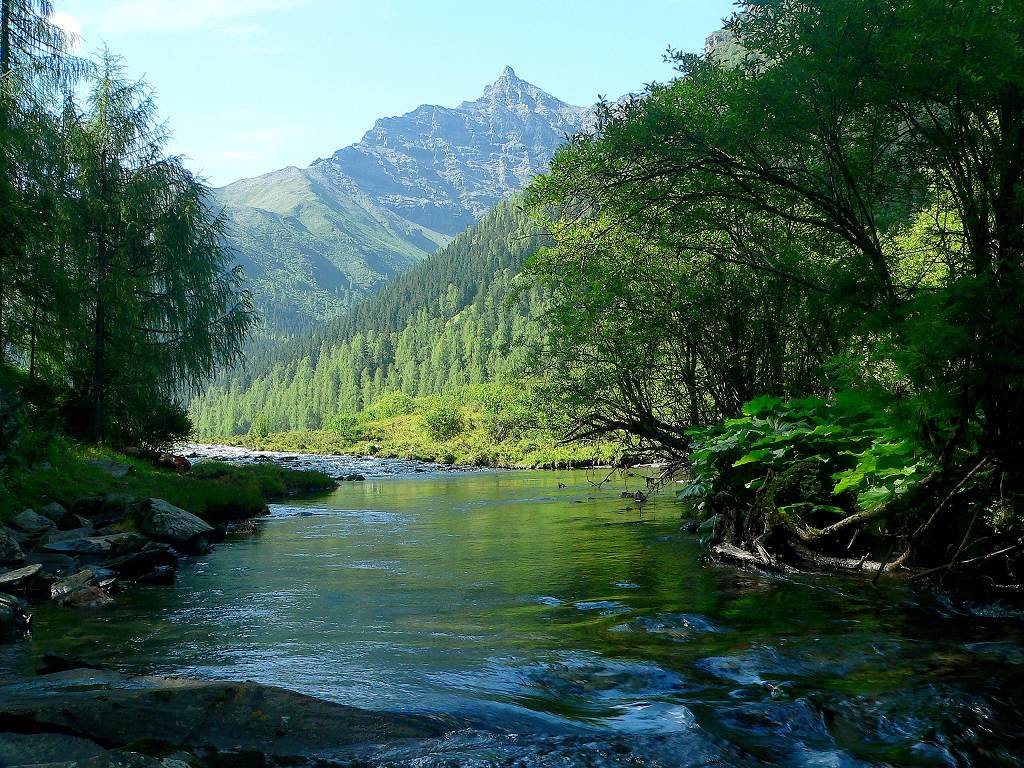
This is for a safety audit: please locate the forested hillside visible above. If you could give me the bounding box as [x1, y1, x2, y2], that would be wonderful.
[190, 202, 545, 437]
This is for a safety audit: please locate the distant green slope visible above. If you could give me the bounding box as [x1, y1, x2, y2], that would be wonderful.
[217, 166, 449, 329]
[191, 201, 545, 437]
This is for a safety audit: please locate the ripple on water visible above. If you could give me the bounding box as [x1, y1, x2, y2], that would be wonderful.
[574, 600, 631, 616]
[614, 612, 727, 642]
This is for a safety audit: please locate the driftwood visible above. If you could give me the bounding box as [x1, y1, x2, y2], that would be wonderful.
[711, 543, 800, 574]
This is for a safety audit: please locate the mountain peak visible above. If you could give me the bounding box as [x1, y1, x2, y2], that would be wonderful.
[497, 65, 518, 81]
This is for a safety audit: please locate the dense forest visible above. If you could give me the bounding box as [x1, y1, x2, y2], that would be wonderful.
[0, 3, 252, 463]
[189, 202, 546, 437]
[525, 0, 1024, 586]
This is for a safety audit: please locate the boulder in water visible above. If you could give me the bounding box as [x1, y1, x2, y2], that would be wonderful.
[0, 669, 453, 758]
[133, 499, 214, 553]
[101, 542, 178, 581]
[51, 569, 97, 601]
[58, 584, 114, 609]
[0, 592, 31, 640]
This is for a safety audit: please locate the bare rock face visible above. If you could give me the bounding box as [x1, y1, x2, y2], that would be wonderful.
[133, 499, 214, 553]
[217, 67, 593, 325]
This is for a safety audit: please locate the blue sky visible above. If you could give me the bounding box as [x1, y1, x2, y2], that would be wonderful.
[50, 1, 737, 186]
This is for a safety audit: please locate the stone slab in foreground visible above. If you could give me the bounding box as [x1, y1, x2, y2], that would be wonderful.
[0, 668, 454, 761]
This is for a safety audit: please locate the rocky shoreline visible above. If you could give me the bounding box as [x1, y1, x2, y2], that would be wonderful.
[0, 492, 239, 643]
[0, 455, 474, 766]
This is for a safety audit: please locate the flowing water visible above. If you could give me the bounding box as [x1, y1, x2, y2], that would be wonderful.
[6, 454, 1024, 766]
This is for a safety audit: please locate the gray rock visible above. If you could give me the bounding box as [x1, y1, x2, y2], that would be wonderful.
[72, 494, 135, 528]
[41, 536, 109, 557]
[0, 563, 43, 589]
[24, 552, 79, 579]
[39, 500, 69, 520]
[101, 543, 178, 580]
[134, 499, 213, 552]
[88, 458, 134, 478]
[0, 592, 31, 640]
[57, 583, 113, 609]
[43, 526, 98, 544]
[0, 562, 54, 600]
[51, 569, 97, 601]
[0, 526, 24, 563]
[0, 731, 105, 765]
[0, 669, 453, 758]
[39, 501, 93, 531]
[9, 508, 56, 538]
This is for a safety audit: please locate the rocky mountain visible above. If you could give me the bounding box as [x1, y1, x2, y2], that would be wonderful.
[218, 67, 591, 330]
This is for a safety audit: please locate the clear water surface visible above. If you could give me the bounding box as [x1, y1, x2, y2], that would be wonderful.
[6, 454, 1023, 766]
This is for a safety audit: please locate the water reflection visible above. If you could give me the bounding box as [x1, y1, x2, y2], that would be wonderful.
[11, 469, 1024, 766]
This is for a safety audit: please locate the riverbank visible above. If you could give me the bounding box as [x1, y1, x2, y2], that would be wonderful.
[211, 411, 624, 469]
[0, 439, 338, 643]
[0, 438, 336, 524]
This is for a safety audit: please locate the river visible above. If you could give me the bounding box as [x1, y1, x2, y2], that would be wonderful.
[6, 451, 1024, 766]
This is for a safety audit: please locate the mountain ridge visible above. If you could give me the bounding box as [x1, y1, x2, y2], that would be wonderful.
[217, 67, 591, 330]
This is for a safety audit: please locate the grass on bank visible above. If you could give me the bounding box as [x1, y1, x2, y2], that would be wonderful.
[206, 386, 623, 469]
[0, 436, 335, 524]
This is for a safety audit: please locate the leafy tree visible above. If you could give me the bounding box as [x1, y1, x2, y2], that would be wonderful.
[61, 53, 254, 444]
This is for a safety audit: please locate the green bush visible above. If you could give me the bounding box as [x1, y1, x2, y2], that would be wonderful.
[678, 393, 937, 532]
[365, 392, 414, 420]
[248, 412, 270, 441]
[475, 383, 537, 442]
[421, 402, 465, 442]
[323, 412, 365, 440]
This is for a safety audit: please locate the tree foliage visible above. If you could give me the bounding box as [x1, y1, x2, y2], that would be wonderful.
[0, 11, 254, 449]
[525, 0, 1024, 579]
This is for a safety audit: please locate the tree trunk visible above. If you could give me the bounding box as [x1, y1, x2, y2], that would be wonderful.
[0, 0, 12, 358]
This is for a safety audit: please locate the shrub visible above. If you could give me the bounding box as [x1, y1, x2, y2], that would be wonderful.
[475, 383, 537, 442]
[248, 412, 270, 441]
[323, 412, 365, 440]
[678, 393, 937, 535]
[365, 392, 414, 421]
[421, 402, 465, 441]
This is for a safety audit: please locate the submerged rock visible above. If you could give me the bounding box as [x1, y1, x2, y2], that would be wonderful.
[133, 499, 214, 553]
[0, 669, 454, 758]
[0, 592, 31, 640]
[58, 584, 114, 609]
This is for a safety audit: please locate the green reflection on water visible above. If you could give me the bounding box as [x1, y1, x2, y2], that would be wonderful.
[10, 469, 1024, 762]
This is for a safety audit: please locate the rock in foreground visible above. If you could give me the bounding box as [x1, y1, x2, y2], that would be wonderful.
[0, 668, 454, 762]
